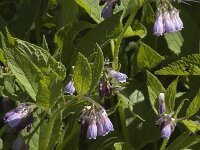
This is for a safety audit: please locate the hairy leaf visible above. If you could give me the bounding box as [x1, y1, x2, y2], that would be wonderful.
[181, 119, 200, 133]
[147, 71, 166, 115]
[165, 77, 179, 113]
[74, 53, 92, 95]
[186, 90, 200, 118]
[89, 44, 104, 94]
[137, 42, 164, 71]
[155, 54, 200, 75]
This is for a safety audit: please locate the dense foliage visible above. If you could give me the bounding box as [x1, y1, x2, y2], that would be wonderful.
[0, 0, 200, 150]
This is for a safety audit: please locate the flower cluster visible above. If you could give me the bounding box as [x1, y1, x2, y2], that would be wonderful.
[156, 93, 176, 139]
[4, 102, 36, 132]
[153, 3, 183, 36]
[80, 105, 114, 139]
[98, 67, 127, 97]
[99, 0, 117, 19]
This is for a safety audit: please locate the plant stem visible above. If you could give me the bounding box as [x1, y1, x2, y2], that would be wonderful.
[113, 9, 138, 70]
[160, 138, 168, 150]
[117, 94, 129, 143]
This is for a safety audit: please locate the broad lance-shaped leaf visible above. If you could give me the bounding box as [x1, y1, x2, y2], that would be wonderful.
[74, 53, 92, 96]
[77, 11, 123, 58]
[4, 45, 41, 100]
[165, 77, 178, 113]
[137, 42, 164, 71]
[186, 90, 200, 118]
[55, 21, 94, 69]
[147, 71, 166, 115]
[155, 54, 200, 75]
[181, 119, 200, 133]
[164, 32, 183, 55]
[36, 73, 62, 112]
[89, 44, 104, 94]
[166, 133, 200, 150]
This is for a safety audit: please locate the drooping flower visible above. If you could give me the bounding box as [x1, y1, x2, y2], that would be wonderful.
[12, 135, 28, 150]
[101, 0, 117, 19]
[159, 93, 166, 114]
[163, 11, 176, 33]
[4, 103, 35, 132]
[170, 9, 183, 31]
[65, 81, 75, 95]
[109, 70, 127, 83]
[97, 109, 114, 136]
[87, 119, 98, 139]
[153, 10, 165, 37]
[161, 123, 171, 139]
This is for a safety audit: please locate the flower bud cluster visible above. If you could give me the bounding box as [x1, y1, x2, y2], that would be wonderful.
[80, 105, 114, 139]
[156, 93, 176, 139]
[153, 3, 183, 37]
[98, 67, 127, 97]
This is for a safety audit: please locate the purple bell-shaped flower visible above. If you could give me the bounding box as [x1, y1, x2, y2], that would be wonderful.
[4, 103, 35, 132]
[101, 0, 117, 19]
[65, 81, 75, 95]
[109, 70, 127, 83]
[87, 118, 98, 139]
[153, 10, 165, 37]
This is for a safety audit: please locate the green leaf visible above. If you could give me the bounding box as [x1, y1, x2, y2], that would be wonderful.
[155, 54, 200, 75]
[113, 142, 135, 150]
[129, 90, 145, 105]
[166, 133, 200, 150]
[55, 21, 94, 69]
[137, 42, 164, 71]
[0, 48, 6, 64]
[77, 11, 123, 57]
[147, 71, 166, 115]
[165, 77, 179, 113]
[75, 0, 103, 23]
[164, 32, 184, 55]
[74, 53, 92, 95]
[186, 90, 200, 118]
[124, 20, 147, 38]
[54, 0, 79, 29]
[10, 0, 42, 38]
[89, 44, 104, 94]
[4, 45, 41, 100]
[36, 73, 62, 112]
[181, 119, 200, 133]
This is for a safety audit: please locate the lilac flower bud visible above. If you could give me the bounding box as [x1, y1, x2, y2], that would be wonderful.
[99, 81, 104, 97]
[101, 0, 116, 19]
[87, 119, 98, 139]
[65, 81, 75, 95]
[163, 12, 176, 33]
[161, 123, 171, 139]
[153, 11, 165, 37]
[4, 103, 35, 132]
[109, 70, 127, 83]
[105, 81, 111, 96]
[97, 109, 114, 136]
[12, 135, 28, 150]
[159, 93, 166, 114]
